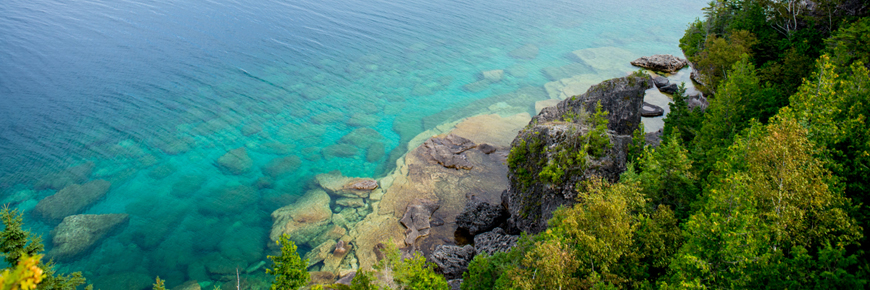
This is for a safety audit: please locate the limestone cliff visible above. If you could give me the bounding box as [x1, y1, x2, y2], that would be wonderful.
[502, 73, 651, 234]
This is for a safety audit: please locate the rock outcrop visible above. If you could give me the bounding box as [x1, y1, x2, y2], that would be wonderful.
[270, 189, 333, 247]
[400, 199, 440, 249]
[455, 197, 507, 236]
[473, 228, 519, 255]
[429, 245, 475, 280]
[49, 214, 130, 261]
[419, 134, 477, 170]
[641, 102, 665, 117]
[631, 55, 688, 73]
[502, 74, 651, 234]
[34, 180, 111, 223]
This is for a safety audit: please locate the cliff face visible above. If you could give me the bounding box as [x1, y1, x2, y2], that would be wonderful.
[502, 74, 651, 234]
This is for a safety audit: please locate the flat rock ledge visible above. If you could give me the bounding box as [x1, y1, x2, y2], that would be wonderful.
[631, 54, 688, 73]
[420, 134, 477, 170]
[641, 102, 665, 117]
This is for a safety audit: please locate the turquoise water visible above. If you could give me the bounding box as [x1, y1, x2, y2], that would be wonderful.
[0, 0, 704, 287]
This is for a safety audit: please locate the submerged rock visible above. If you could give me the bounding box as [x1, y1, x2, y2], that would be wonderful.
[400, 199, 440, 248]
[305, 240, 337, 267]
[216, 148, 253, 175]
[262, 156, 302, 178]
[316, 171, 378, 198]
[502, 74, 651, 234]
[455, 197, 507, 236]
[34, 180, 111, 223]
[429, 245, 475, 280]
[419, 134, 477, 170]
[198, 185, 258, 216]
[34, 162, 94, 190]
[49, 214, 130, 261]
[631, 54, 688, 73]
[509, 43, 539, 60]
[270, 189, 333, 246]
[481, 70, 504, 83]
[336, 198, 366, 208]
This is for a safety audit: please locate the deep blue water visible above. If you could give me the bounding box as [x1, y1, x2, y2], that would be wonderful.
[0, 0, 704, 288]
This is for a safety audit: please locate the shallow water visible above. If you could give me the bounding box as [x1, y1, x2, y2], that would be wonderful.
[0, 0, 704, 287]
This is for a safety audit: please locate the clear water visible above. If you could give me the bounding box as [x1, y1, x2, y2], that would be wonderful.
[0, 0, 704, 287]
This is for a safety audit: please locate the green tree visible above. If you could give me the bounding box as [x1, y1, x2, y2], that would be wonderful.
[0, 207, 87, 290]
[826, 17, 870, 70]
[662, 84, 704, 145]
[625, 134, 698, 219]
[693, 30, 757, 93]
[267, 234, 309, 290]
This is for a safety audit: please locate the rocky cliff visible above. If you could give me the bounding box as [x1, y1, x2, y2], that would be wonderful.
[502, 73, 651, 234]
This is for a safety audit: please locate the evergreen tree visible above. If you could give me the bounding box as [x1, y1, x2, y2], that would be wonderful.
[267, 234, 309, 290]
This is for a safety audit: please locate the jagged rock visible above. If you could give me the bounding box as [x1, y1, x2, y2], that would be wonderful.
[420, 134, 476, 170]
[481, 70, 504, 83]
[645, 129, 663, 148]
[503, 74, 651, 233]
[270, 189, 333, 246]
[34, 162, 94, 190]
[336, 198, 366, 208]
[323, 240, 351, 273]
[477, 143, 496, 154]
[653, 75, 670, 88]
[659, 83, 678, 94]
[690, 67, 706, 86]
[316, 171, 378, 198]
[305, 240, 337, 267]
[216, 148, 252, 175]
[429, 245, 475, 280]
[641, 102, 665, 117]
[631, 54, 688, 73]
[448, 279, 462, 290]
[474, 228, 519, 255]
[262, 156, 301, 178]
[687, 92, 709, 111]
[509, 44, 539, 60]
[456, 197, 507, 236]
[400, 199, 440, 247]
[34, 180, 111, 223]
[49, 214, 130, 262]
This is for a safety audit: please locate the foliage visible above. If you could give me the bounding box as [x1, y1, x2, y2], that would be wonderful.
[627, 122, 646, 166]
[391, 252, 449, 290]
[539, 102, 611, 184]
[0, 207, 87, 290]
[0, 254, 43, 290]
[624, 134, 698, 219]
[826, 17, 870, 70]
[693, 30, 757, 93]
[267, 234, 309, 290]
[661, 83, 703, 145]
[151, 277, 166, 290]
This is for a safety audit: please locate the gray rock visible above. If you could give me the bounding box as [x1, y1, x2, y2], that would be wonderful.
[400, 199, 440, 247]
[262, 156, 301, 178]
[429, 245, 475, 280]
[456, 197, 506, 236]
[34, 180, 112, 223]
[336, 272, 356, 286]
[49, 213, 130, 262]
[645, 129, 663, 148]
[687, 92, 709, 111]
[448, 279, 463, 290]
[477, 143, 496, 154]
[420, 134, 477, 170]
[641, 102, 665, 117]
[659, 83, 678, 94]
[653, 76, 670, 88]
[34, 162, 94, 190]
[503, 74, 651, 234]
[631, 54, 688, 73]
[474, 228, 519, 256]
[216, 148, 252, 175]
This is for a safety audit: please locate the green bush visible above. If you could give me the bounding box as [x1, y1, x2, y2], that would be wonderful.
[267, 234, 309, 290]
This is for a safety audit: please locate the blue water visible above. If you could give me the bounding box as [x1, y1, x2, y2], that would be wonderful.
[1, 0, 704, 288]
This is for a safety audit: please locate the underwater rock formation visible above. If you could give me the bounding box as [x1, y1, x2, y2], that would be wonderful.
[34, 162, 94, 190]
[216, 147, 253, 175]
[34, 179, 111, 223]
[49, 213, 130, 262]
[316, 171, 378, 198]
[502, 74, 651, 234]
[509, 43, 539, 60]
[269, 189, 333, 247]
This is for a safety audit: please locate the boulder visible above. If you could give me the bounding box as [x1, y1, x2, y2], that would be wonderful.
[477, 143, 496, 154]
[481, 70, 504, 83]
[455, 197, 507, 236]
[270, 189, 333, 246]
[503, 74, 651, 233]
[645, 129, 663, 148]
[34, 180, 111, 223]
[400, 199, 440, 247]
[687, 92, 709, 111]
[640, 102, 665, 117]
[305, 240, 337, 267]
[653, 75, 670, 88]
[262, 156, 302, 178]
[509, 44, 539, 60]
[630, 54, 688, 73]
[659, 83, 678, 94]
[429, 245, 475, 280]
[316, 171, 378, 198]
[419, 134, 477, 170]
[34, 162, 94, 190]
[216, 148, 252, 175]
[473, 228, 519, 255]
[335, 272, 356, 286]
[690, 67, 707, 86]
[448, 279, 463, 290]
[49, 214, 130, 261]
